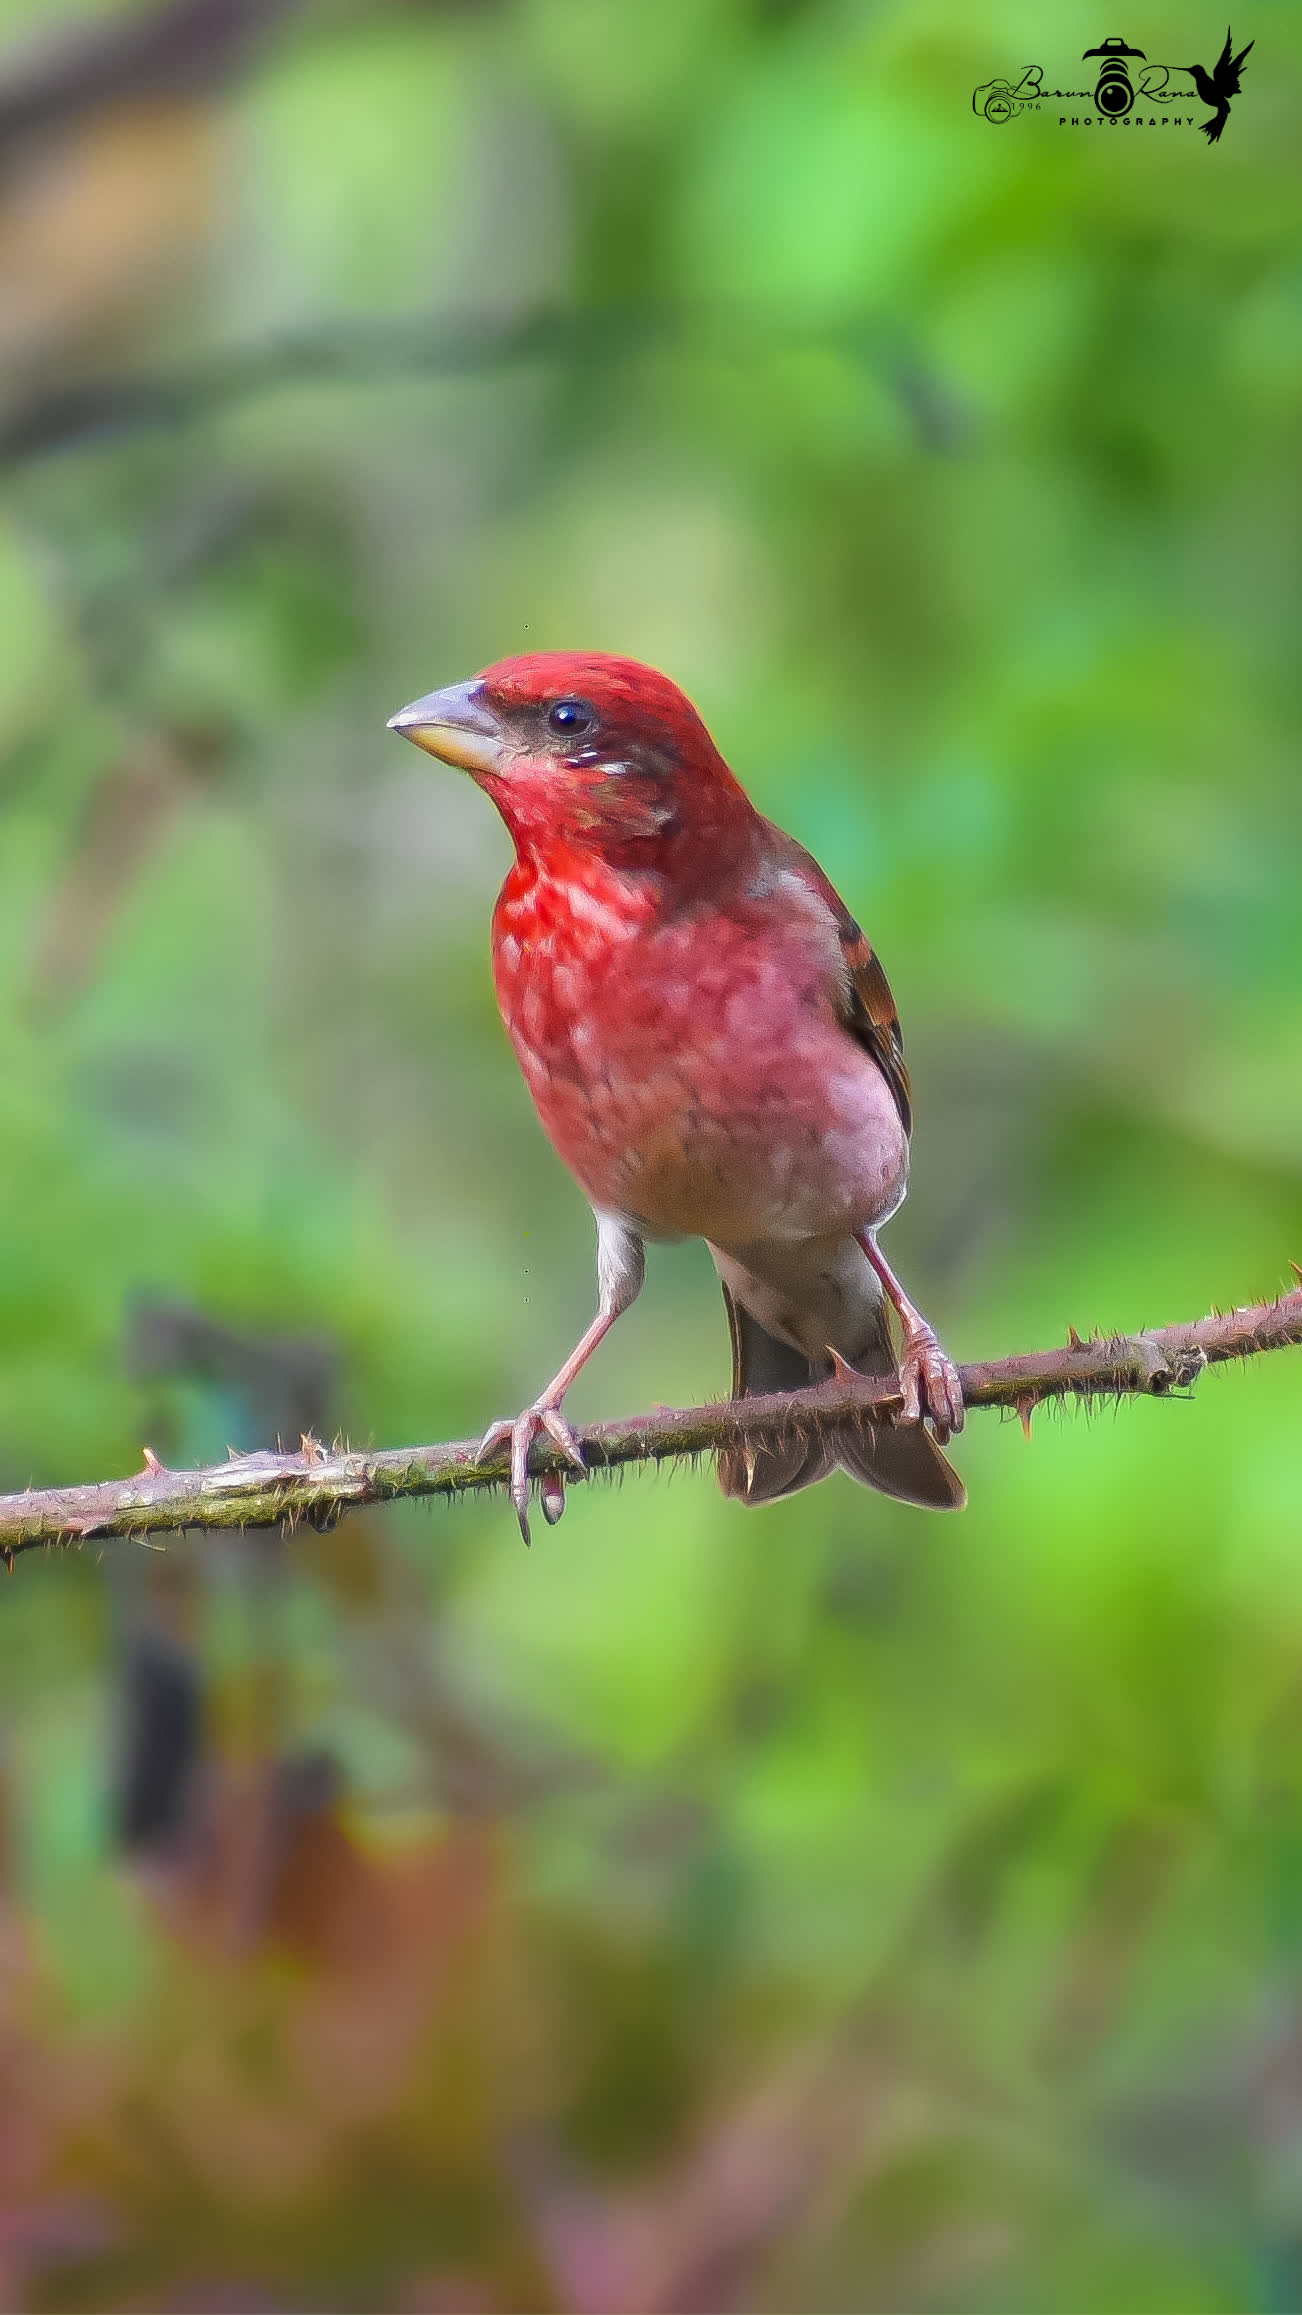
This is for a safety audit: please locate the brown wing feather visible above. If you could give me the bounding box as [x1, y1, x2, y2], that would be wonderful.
[836, 920, 912, 1137]
[753, 824, 913, 1138]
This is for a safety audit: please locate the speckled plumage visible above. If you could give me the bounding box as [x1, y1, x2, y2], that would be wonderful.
[493, 842, 910, 1254]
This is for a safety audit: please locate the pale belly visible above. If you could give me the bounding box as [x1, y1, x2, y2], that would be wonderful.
[711, 1233, 892, 1367]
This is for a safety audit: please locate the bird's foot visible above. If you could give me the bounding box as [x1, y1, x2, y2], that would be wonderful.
[476, 1403, 587, 1546]
[824, 1341, 961, 1441]
[896, 1324, 965, 1444]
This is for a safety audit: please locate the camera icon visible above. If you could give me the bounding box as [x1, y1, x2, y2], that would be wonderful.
[1082, 35, 1146, 118]
[972, 67, 1041, 122]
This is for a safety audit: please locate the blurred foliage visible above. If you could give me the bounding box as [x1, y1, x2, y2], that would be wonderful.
[1, 0, 1301, 2306]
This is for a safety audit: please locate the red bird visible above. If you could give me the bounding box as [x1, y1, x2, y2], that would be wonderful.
[390, 653, 964, 1541]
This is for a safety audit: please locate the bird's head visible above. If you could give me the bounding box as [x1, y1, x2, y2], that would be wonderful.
[388, 651, 754, 871]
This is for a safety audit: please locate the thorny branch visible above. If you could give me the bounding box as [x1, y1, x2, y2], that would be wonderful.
[2, 1281, 1299, 1562]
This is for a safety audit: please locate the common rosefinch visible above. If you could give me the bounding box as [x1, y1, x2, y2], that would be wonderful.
[390, 653, 964, 1541]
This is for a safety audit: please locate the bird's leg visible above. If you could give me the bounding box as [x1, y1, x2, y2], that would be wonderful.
[480, 1308, 619, 1539]
[479, 1214, 645, 1544]
[855, 1231, 965, 1444]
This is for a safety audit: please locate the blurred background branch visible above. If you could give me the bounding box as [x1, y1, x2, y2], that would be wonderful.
[0, 306, 967, 466]
[5, 1281, 1299, 1559]
[0, 0, 300, 144]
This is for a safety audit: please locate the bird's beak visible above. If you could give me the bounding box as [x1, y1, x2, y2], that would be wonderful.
[387, 679, 504, 776]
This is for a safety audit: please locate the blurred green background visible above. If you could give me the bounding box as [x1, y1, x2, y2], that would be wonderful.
[1, 0, 1300, 2306]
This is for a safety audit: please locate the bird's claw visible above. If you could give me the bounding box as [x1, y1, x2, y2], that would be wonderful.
[897, 1325, 965, 1444]
[539, 1473, 568, 1527]
[476, 1404, 587, 1546]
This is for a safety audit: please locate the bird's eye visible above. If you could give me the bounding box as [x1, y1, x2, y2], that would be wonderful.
[547, 697, 598, 740]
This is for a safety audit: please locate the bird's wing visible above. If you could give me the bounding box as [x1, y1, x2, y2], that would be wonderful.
[837, 916, 913, 1138]
[774, 835, 913, 1138]
[1213, 26, 1252, 92]
[1225, 34, 1253, 90]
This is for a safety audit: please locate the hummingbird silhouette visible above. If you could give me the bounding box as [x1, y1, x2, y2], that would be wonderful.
[1186, 26, 1254, 143]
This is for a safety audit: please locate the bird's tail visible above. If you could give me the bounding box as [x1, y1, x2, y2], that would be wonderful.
[716, 1286, 965, 1511]
[1200, 106, 1228, 141]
